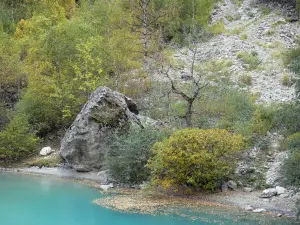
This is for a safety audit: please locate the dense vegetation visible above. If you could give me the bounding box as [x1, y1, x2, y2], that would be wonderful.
[147, 128, 244, 192]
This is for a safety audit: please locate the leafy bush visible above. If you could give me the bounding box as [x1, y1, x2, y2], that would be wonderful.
[0, 114, 39, 161]
[209, 20, 226, 35]
[285, 132, 300, 150]
[147, 128, 244, 191]
[251, 105, 276, 135]
[275, 103, 300, 135]
[280, 150, 300, 187]
[106, 128, 169, 185]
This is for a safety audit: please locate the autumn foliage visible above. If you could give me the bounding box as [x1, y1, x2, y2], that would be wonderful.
[147, 128, 244, 191]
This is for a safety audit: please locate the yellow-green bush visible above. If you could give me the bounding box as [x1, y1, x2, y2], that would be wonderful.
[0, 114, 39, 161]
[147, 128, 244, 192]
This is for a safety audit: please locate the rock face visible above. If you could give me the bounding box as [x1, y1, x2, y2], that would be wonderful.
[60, 87, 145, 172]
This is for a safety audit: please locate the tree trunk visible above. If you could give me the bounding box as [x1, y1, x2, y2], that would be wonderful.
[186, 99, 193, 127]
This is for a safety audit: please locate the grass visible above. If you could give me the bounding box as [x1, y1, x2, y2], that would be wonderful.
[202, 59, 233, 73]
[281, 74, 293, 87]
[25, 154, 64, 168]
[209, 20, 226, 35]
[240, 74, 252, 86]
[225, 14, 241, 22]
[260, 6, 271, 16]
[271, 20, 286, 28]
[264, 29, 275, 36]
[232, 0, 242, 7]
[240, 33, 248, 40]
[237, 51, 261, 71]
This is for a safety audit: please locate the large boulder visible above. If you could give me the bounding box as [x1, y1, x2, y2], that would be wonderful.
[60, 87, 147, 172]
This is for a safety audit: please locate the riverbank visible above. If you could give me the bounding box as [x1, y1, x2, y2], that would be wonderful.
[1, 166, 298, 220]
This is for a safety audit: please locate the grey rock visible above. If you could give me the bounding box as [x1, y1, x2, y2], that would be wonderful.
[260, 188, 277, 198]
[227, 180, 238, 190]
[60, 87, 146, 172]
[244, 187, 253, 192]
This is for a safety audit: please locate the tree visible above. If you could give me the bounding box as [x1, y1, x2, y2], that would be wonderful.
[147, 128, 244, 191]
[160, 42, 208, 127]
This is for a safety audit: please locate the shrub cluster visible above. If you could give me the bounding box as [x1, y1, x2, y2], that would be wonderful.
[147, 128, 244, 191]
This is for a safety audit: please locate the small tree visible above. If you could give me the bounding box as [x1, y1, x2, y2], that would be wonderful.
[147, 128, 244, 191]
[160, 43, 208, 127]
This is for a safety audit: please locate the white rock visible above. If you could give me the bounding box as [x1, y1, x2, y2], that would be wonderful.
[100, 183, 114, 191]
[263, 188, 277, 195]
[275, 186, 286, 195]
[39, 147, 54, 156]
[245, 205, 253, 211]
[253, 208, 266, 213]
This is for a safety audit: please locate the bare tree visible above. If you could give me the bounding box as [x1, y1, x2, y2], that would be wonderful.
[160, 44, 208, 127]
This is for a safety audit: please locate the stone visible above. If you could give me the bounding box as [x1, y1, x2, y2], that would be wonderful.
[60, 87, 157, 172]
[260, 188, 278, 198]
[245, 205, 253, 211]
[100, 183, 114, 191]
[253, 208, 266, 213]
[222, 183, 229, 192]
[280, 193, 290, 198]
[227, 180, 237, 190]
[275, 186, 286, 195]
[39, 147, 54, 156]
[243, 187, 253, 192]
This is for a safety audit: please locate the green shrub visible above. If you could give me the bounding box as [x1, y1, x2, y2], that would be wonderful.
[275, 103, 300, 135]
[218, 90, 255, 137]
[0, 114, 39, 161]
[106, 128, 169, 185]
[286, 132, 300, 150]
[209, 20, 226, 35]
[147, 128, 244, 191]
[252, 105, 276, 135]
[240, 74, 252, 85]
[280, 150, 300, 187]
[237, 51, 261, 70]
[281, 74, 293, 86]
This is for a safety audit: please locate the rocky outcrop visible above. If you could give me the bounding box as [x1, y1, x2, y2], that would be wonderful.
[60, 87, 149, 172]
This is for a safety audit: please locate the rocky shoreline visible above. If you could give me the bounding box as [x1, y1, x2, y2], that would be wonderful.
[0, 166, 298, 220]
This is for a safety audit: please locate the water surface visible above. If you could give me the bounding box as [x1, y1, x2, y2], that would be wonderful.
[0, 173, 296, 225]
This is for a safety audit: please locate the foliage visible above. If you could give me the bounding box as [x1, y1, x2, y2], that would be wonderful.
[147, 128, 244, 191]
[251, 105, 276, 135]
[26, 155, 63, 168]
[237, 51, 261, 71]
[286, 132, 300, 150]
[209, 20, 226, 35]
[275, 103, 300, 135]
[0, 114, 39, 161]
[106, 128, 169, 185]
[280, 149, 300, 187]
[240, 74, 252, 85]
[281, 74, 293, 87]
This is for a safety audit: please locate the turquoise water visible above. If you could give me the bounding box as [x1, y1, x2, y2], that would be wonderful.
[0, 173, 297, 225]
